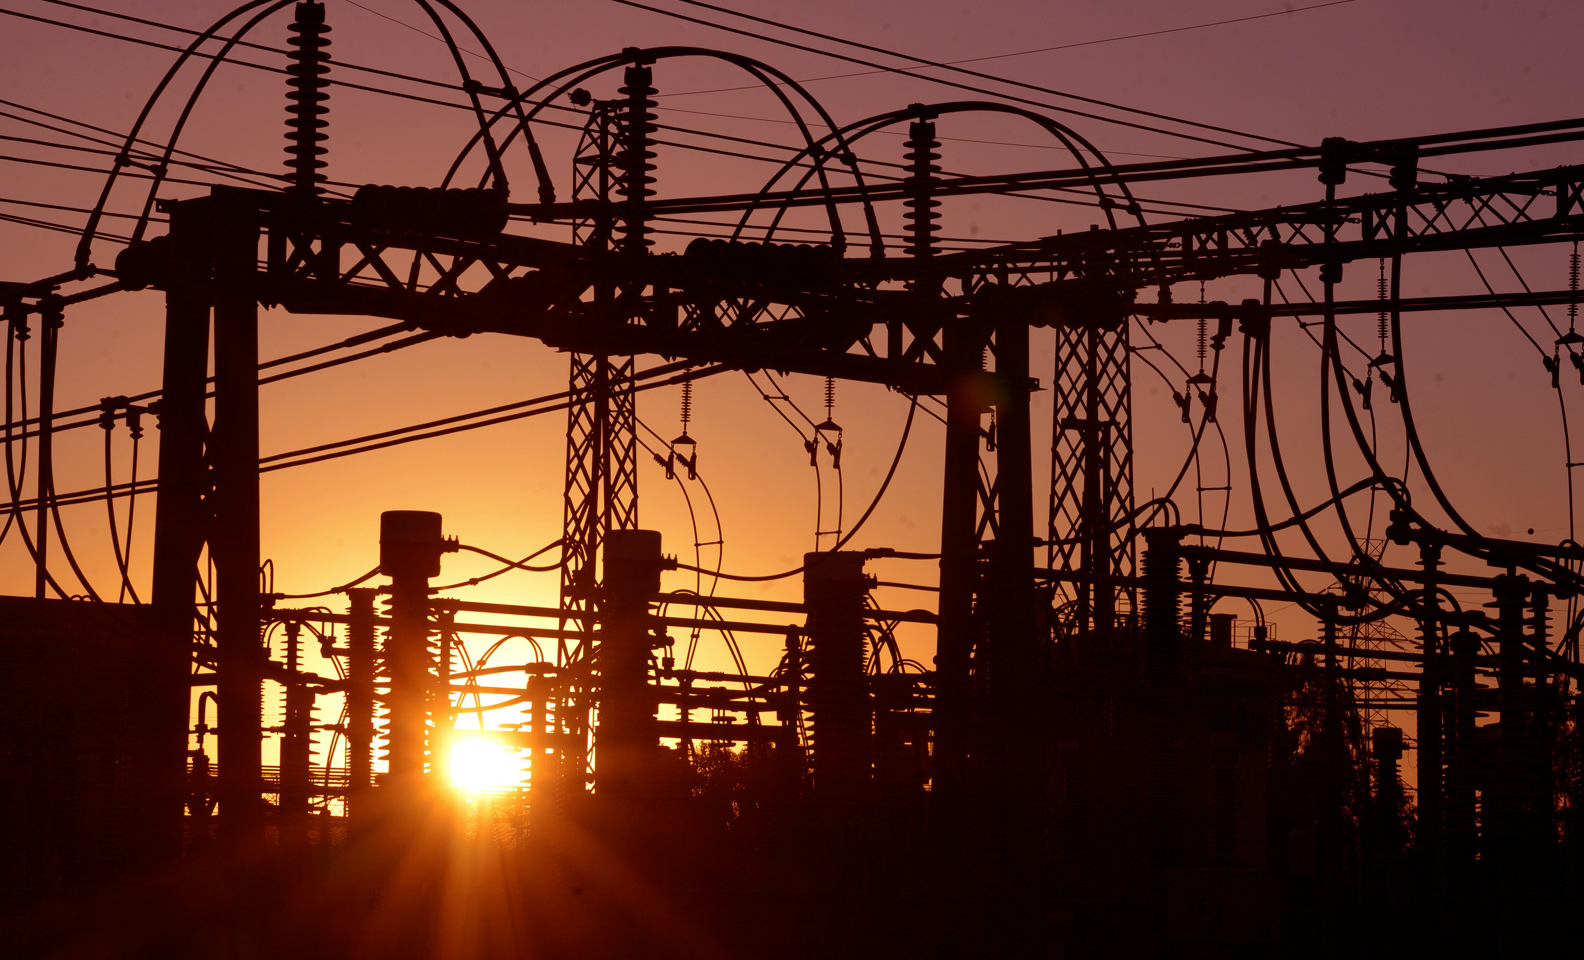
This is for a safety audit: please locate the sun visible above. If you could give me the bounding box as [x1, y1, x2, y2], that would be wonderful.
[448, 737, 523, 794]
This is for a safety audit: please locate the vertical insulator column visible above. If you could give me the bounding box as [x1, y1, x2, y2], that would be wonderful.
[380, 511, 447, 791]
[346, 587, 375, 825]
[778, 628, 805, 791]
[597, 529, 664, 797]
[1417, 540, 1444, 902]
[1528, 584, 1556, 862]
[902, 109, 941, 259]
[1491, 571, 1530, 920]
[802, 552, 871, 802]
[615, 58, 657, 256]
[1444, 628, 1480, 894]
[1370, 726, 1408, 856]
[284, 1, 331, 196]
[435, 606, 456, 787]
[280, 621, 315, 845]
[1315, 605, 1349, 894]
[1140, 528, 1183, 693]
[1141, 527, 1183, 870]
[1186, 553, 1210, 644]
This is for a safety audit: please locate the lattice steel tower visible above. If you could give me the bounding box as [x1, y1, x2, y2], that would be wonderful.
[560, 96, 640, 640]
[1048, 316, 1135, 635]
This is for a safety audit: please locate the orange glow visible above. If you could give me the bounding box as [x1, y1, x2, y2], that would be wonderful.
[447, 737, 522, 794]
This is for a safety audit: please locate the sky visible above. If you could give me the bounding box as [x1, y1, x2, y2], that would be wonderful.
[1, 0, 1581, 774]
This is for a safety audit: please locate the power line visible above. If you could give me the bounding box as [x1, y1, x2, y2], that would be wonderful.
[655, 100, 1194, 161]
[658, 0, 1356, 114]
[14, 2, 864, 174]
[0, 98, 297, 186]
[0, 126, 291, 193]
[11, 0, 1281, 229]
[607, 0, 1290, 152]
[0, 151, 263, 202]
[0, 193, 148, 223]
[0, 208, 128, 241]
[19, 362, 726, 510]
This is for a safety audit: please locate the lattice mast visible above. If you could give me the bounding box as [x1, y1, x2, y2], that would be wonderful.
[560, 80, 643, 643]
[1048, 298, 1135, 634]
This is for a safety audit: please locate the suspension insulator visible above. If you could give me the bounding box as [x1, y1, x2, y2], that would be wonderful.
[1377, 260, 1390, 344]
[615, 61, 658, 255]
[903, 113, 942, 259]
[285, 1, 332, 196]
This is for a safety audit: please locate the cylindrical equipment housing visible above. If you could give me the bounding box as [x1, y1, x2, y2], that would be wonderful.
[802, 551, 872, 801]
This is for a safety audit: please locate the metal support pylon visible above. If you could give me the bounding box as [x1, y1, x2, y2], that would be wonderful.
[561, 99, 640, 632]
[1048, 319, 1134, 635]
[558, 89, 644, 797]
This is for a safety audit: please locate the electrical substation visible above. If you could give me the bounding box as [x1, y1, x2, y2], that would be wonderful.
[1, 1, 1582, 957]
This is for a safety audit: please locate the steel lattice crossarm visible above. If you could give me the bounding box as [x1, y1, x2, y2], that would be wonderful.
[113, 162, 1584, 399]
[953, 161, 1584, 290]
[114, 185, 1010, 396]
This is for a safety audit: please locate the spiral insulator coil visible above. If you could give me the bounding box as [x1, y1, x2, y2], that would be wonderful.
[285, 1, 331, 196]
[903, 118, 942, 259]
[616, 63, 658, 254]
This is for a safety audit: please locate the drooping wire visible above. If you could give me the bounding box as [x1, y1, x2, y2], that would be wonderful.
[673, 394, 919, 582]
[101, 404, 142, 604]
[0, 313, 69, 599]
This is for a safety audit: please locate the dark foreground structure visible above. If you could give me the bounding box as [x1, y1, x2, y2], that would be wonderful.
[3, 2, 1583, 956]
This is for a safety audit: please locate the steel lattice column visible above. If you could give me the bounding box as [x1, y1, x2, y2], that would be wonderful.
[561, 100, 640, 634]
[1048, 320, 1134, 634]
[559, 91, 642, 804]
